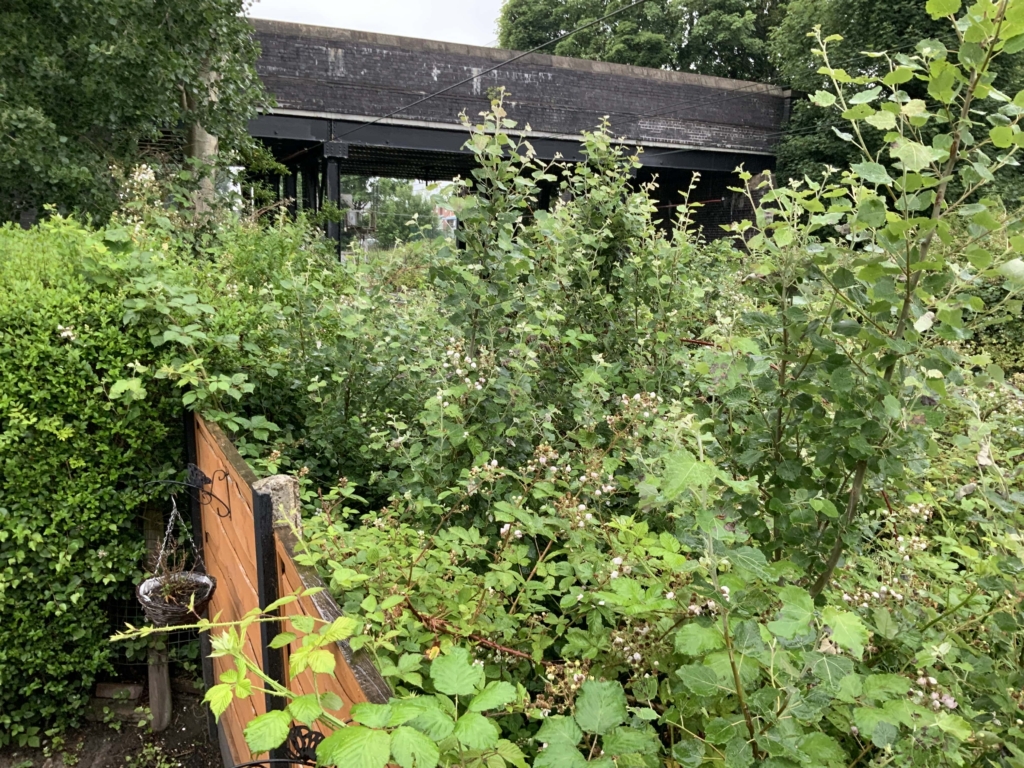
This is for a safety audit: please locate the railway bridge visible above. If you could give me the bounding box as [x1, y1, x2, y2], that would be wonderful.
[249, 19, 790, 237]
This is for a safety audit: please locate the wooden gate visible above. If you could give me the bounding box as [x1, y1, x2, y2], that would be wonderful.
[185, 413, 389, 767]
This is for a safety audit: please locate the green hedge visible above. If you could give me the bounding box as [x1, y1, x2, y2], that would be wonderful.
[0, 220, 179, 745]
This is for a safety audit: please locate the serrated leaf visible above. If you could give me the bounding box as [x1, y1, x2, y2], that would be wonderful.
[798, 732, 847, 765]
[429, 647, 484, 696]
[469, 681, 516, 712]
[730, 546, 771, 580]
[677, 664, 720, 696]
[533, 743, 587, 768]
[453, 712, 500, 750]
[852, 162, 894, 185]
[291, 615, 316, 634]
[317, 726, 391, 768]
[269, 631, 296, 649]
[390, 726, 440, 768]
[243, 710, 292, 754]
[891, 141, 944, 172]
[926, 0, 961, 18]
[810, 90, 837, 107]
[574, 680, 627, 735]
[822, 607, 869, 659]
[203, 684, 233, 720]
[602, 727, 660, 756]
[288, 694, 324, 726]
[351, 703, 393, 729]
[673, 623, 724, 656]
[767, 586, 815, 639]
[936, 713, 972, 740]
[497, 740, 527, 768]
[407, 702, 455, 741]
[320, 691, 343, 712]
[872, 721, 899, 748]
[536, 715, 583, 746]
[662, 450, 717, 499]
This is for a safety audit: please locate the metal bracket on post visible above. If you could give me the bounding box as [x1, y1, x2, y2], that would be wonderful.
[323, 141, 349, 158]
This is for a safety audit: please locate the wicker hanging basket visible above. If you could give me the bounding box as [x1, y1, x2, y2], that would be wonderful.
[136, 572, 217, 627]
[135, 494, 217, 627]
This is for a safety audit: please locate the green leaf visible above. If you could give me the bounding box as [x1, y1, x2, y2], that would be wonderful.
[453, 712, 500, 750]
[602, 727, 660, 756]
[822, 607, 869, 659]
[429, 647, 484, 696]
[863, 674, 911, 701]
[291, 615, 316, 634]
[673, 623, 725, 656]
[407, 701, 455, 741]
[203, 684, 233, 720]
[935, 713, 972, 741]
[497, 740, 528, 768]
[926, 0, 961, 18]
[243, 710, 292, 754]
[883, 67, 915, 86]
[997, 258, 1024, 286]
[798, 733, 847, 765]
[269, 631, 296, 649]
[536, 715, 583, 746]
[849, 86, 882, 104]
[704, 651, 761, 688]
[872, 721, 899, 748]
[854, 196, 887, 228]
[573, 680, 627, 735]
[991, 125, 1014, 148]
[730, 546, 771, 580]
[533, 743, 587, 768]
[288, 694, 325, 727]
[677, 664, 721, 696]
[317, 726, 392, 768]
[662, 450, 717, 499]
[871, 607, 899, 641]
[351, 703, 393, 729]
[390, 726, 440, 768]
[767, 586, 815, 639]
[468, 681, 517, 712]
[852, 162, 894, 185]
[810, 91, 837, 107]
[891, 141, 944, 172]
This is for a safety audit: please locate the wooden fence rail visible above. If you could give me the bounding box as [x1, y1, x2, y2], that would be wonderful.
[185, 414, 389, 767]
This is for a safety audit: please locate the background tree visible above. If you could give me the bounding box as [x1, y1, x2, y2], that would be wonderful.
[0, 0, 264, 224]
[340, 176, 441, 249]
[497, 0, 783, 79]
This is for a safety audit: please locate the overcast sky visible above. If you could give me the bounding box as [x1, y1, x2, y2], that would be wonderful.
[248, 0, 506, 47]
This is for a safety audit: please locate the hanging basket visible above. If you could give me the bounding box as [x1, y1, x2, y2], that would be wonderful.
[136, 572, 217, 627]
[135, 493, 216, 627]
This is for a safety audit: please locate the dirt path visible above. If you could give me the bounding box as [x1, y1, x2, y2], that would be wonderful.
[0, 692, 221, 768]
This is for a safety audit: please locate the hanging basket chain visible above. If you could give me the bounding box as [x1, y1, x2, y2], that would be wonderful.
[154, 494, 206, 576]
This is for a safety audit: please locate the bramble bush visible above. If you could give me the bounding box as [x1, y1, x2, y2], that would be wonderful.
[165, 2, 1024, 766]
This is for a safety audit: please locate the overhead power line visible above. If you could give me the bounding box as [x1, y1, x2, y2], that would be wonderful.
[337, 0, 654, 140]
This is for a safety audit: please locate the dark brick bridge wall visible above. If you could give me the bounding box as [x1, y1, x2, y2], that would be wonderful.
[251, 19, 787, 158]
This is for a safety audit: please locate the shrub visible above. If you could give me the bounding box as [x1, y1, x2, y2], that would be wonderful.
[0, 219, 180, 745]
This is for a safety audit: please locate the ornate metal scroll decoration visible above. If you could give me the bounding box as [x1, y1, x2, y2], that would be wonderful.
[145, 463, 232, 518]
[283, 725, 325, 764]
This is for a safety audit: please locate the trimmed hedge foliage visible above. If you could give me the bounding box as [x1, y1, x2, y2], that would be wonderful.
[0, 220, 179, 745]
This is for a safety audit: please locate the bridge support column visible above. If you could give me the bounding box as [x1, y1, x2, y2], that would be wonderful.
[283, 172, 297, 216]
[324, 157, 341, 245]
